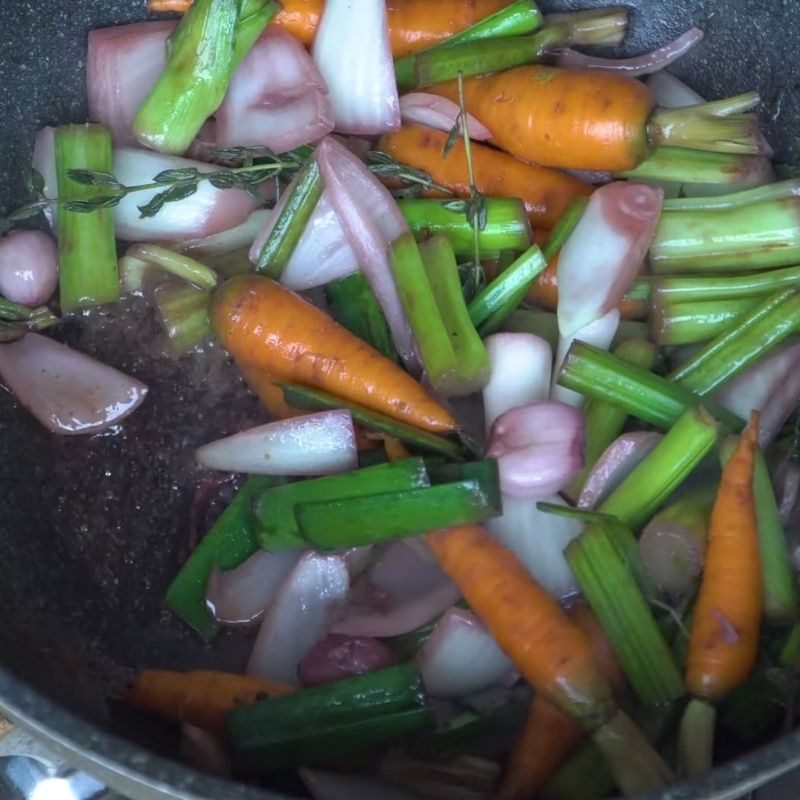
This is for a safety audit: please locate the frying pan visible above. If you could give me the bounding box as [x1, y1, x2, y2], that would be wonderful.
[0, 1, 798, 798]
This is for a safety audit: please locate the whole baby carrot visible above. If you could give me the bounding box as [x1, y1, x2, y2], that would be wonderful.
[212, 275, 457, 433]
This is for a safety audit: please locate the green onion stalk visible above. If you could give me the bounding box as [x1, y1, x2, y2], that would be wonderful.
[153, 281, 212, 358]
[125, 243, 219, 291]
[597, 406, 719, 530]
[398, 198, 532, 257]
[394, 0, 544, 89]
[54, 124, 120, 311]
[615, 146, 774, 189]
[678, 698, 717, 777]
[543, 6, 629, 46]
[664, 178, 800, 213]
[543, 741, 615, 800]
[650, 297, 758, 346]
[565, 338, 657, 501]
[669, 289, 800, 396]
[557, 341, 743, 431]
[651, 197, 800, 273]
[0, 297, 59, 342]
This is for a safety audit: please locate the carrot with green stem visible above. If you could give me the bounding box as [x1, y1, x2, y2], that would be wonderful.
[679, 412, 762, 777]
[427, 524, 673, 795]
[212, 275, 456, 433]
[430, 67, 765, 171]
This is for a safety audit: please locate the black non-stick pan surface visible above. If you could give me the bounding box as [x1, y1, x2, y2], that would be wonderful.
[0, 2, 799, 798]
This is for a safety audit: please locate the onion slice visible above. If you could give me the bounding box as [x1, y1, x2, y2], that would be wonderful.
[399, 94, 491, 140]
[314, 0, 400, 135]
[482, 333, 552, 434]
[0, 333, 148, 435]
[298, 633, 396, 687]
[206, 549, 301, 626]
[487, 402, 585, 500]
[554, 28, 704, 77]
[578, 431, 663, 509]
[178, 209, 271, 259]
[0, 230, 58, 307]
[557, 182, 664, 338]
[488, 494, 581, 599]
[216, 29, 334, 153]
[112, 148, 260, 241]
[417, 608, 514, 699]
[333, 538, 460, 638]
[316, 137, 417, 369]
[196, 410, 358, 475]
[87, 21, 173, 145]
[646, 71, 705, 108]
[247, 553, 350, 685]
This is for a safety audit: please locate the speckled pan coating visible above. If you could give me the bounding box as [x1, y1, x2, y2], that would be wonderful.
[0, 2, 798, 798]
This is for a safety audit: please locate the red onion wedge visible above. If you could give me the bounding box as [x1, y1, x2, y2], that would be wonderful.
[488, 494, 581, 599]
[332, 538, 460, 638]
[298, 633, 396, 688]
[554, 28, 704, 77]
[250, 188, 359, 291]
[33, 128, 58, 228]
[313, 0, 400, 135]
[247, 553, 349, 685]
[399, 94, 491, 140]
[578, 431, 663, 509]
[316, 137, 417, 370]
[342, 546, 373, 578]
[487, 402, 585, 500]
[0, 333, 148, 435]
[206, 549, 301, 626]
[557, 182, 663, 339]
[715, 343, 800, 447]
[196, 410, 358, 475]
[300, 770, 422, 800]
[776, 461, 800, 525]
[87, 21, 172, 145]
[0, 230, 58, 307]
[216, 29, 334, 153]
[646, 71, 705, 108]
[640, 516, 705, 598]
[417, 608, 515, 699]
[112, 148, 260, 242]
[482, 333, 552, 434]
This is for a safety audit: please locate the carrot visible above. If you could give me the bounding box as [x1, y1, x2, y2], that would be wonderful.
[125, 669, 293, 733]
[212, 275, 457, 433]
[378, 124, 592, 230]
[426, 525, 614, 728]
[499, 604, 625, 800]
[429, 66, 654, 172]
[147, 0, 510, 57]
[686, 413, 763, 703]
[240, 365, 304, 420]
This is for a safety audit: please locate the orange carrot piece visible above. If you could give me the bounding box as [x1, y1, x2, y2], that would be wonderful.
[125, 669, 293, 733]
[568, 603, 626, 694]
[430, 66, 655, 172]
[146, 0, 509, 57]
[378, 125, 592, 230]
[426, 525, 614, 729]
[686, 413, 762, 703]
[240, 365, 304, 420]
[212, 275, 457, 433]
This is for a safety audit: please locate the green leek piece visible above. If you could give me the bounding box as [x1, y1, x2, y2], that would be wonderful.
[566, 521, 685, 706]
[664, 178, 800, 213]
[55, 124, 119, 311]
[398, 198, 532, 257]
[598, 406, 719, 530]
[133, 0, 241, 154]
[677, 698, 716, 778]
[233, 0, 280, 66]
[326, 273, 397, 361]
[420, 235, 490, 392]
[719, 667, 784, 745]
[278, 383, 465, 459]
[670, 289, 800, 396]
[384, 618, 440, 661]
[467, 244, 547, 330]
[543, 6, 629, 46]
[394, 0, 543, 88]
[557, 341, 743, 431]
[543, 741, 615, 800]
[653, 264, 800, 304]
[254, 458, 432, 551]
[0, 298, 59, 342]
[165, 475, 286, 638]
[651, 297, 758, 346]
[409, 27, 567, 89]
[720, 440, 799, 625]
[389, 232, 459, 393]
[153, 281, 212, 357]
[616, 146, 771, 187]
[127, 243, 219, 290]
[542, 197, 590, 261]
[566, 338, 657, 500]
[254, 156, 323, 278]
[651, 197, 800, 273]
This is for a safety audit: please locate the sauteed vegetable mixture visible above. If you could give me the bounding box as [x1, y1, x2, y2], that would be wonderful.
[2, 0, 800, 796]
